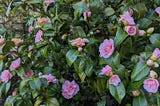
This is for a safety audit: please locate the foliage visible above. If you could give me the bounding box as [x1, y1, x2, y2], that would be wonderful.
[0, 0, 160, 106]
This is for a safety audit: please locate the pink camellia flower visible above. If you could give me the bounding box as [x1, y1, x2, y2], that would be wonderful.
[120, 11, 135, 25]
[45, 0, 54, 6]
[155, 7, 160, 16]
[99, 65, 113, 76]
[138, 30, 146, 36]
[143, 78, 159, 93]
[24, 70, 34, 78]
[12, 90, 17, 96]
[150, 70, 158, 79]
[0, 38, 4, 46]
[70, 38, 89, 51]
[87, 11, 91, 17]
[152, 48, 160, 59]
[83, 12, 87, 20]
[99, 39, 114, 58]
[37, 18, 50, 25]
[28, 26, 34, 33]
[62, 80, 79, 99]
[0, 70, 12, 83]
[39, 74, 57, 83]
[124, 26, 137, 36]
[35, 30, 43, 43]
[109, 75, 121, 86]
[12, 38, 23, 46]
[10, 58, 21, 71]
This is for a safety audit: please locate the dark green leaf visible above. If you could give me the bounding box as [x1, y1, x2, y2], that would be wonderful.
[149, 34, 160, 48]
[133, 94, 147, 106]
[66, 50, 79, 67]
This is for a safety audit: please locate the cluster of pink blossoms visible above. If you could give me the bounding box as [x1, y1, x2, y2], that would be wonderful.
[120, 9, 147, 36]
[70, 38, 89, 51]
[99, 65, 121, 86]
[147, 48, 160, 68]
[62, 80, 79, 99]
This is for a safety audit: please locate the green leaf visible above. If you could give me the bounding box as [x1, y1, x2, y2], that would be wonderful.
[26, 0, 42, 4]
[66, 50, 79, 67]
[96, 78, 106, 94]
[34, 97, 42, 106]
[0, 60, 3, 72]
[104, 7, 115, 16]
[72, 26, 86, 37]
[137, 18, 152, 29]
[45, 98, 59, 106]
[133, 94, 147, 106]
[149, 34, 160, 48]
[2, 41, 15, 54]
[85, 64, 93, 77]
[34, 78, 41, 90]
[73, 1, 88, 18]
[6, 2, 12, 17]
[97, 99, 106, 106]
[5, 82, 11, 94]
[114, 27, 128, 48]
[20, 78, 31, 91]
[4, 96, 15, 106]
[131, 62, 151, 81]
[109, 82, 126, 104]
[78, 72, 86, 82]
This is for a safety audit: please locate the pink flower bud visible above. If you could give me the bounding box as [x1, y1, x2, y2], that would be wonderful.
[24, 70, 34, 78]
[37, 18, 50, 25]
[39, 74, 57, 83]
[45, 0, 53, 6]
[150, 70, 158, 79]
[87, 11, 91, 17]
[28, 26, 34, 33]
[155, 7, 160, 16]
[120, 12, 135, 25]
[124, 26, 137, 36]
[35, 30, 43, 43]
[109, 75, 121, 86]
[0, 38, 4, 46]
[83, 12, 87, 20]
[99, 65, 113, 76]
[128, 8, 133, 16]
[78, 47, 83, 51]
[154, 62, 159, 68]
[146, 59, 154, 66]
[138, 30, 146, 36]
[12, 90, 17, 96]
[152, 48, 160, 59]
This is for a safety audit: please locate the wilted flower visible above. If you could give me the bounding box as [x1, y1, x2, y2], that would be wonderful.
[10, 58, 21, 71]
[143, 78, 159, 93]
[70, 38, 89, 51]
[39, 74, 57, 83]
[12, 38, 23, 46]
[99, 39, 114, 58]
[99, 65, 113, 76]
[109, 75, 121, 86]
[35, 30, 43, 43]
[124, 26, 137, 36]
[0, 70, 12, 83]
[62, 80, 79, 99]
[120, 11, 135, 25]
[37, 18, 50, 24]
[24, 70, 34, 78]
[132, 90, 140, 96]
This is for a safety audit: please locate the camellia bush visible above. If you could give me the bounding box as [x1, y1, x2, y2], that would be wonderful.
[0, 0, 160, 106]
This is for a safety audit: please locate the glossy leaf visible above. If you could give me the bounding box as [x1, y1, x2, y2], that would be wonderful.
[66, 50, 79, 67]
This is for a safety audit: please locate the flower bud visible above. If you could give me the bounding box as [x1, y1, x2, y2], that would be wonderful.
[138, 30, 146, 36]
[150, 70, 158, 79]
[147, 27, 154, 34]
[132, 90, 140, 96]
[154, 62, 159, 68]
[146, 59, 154, 66]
